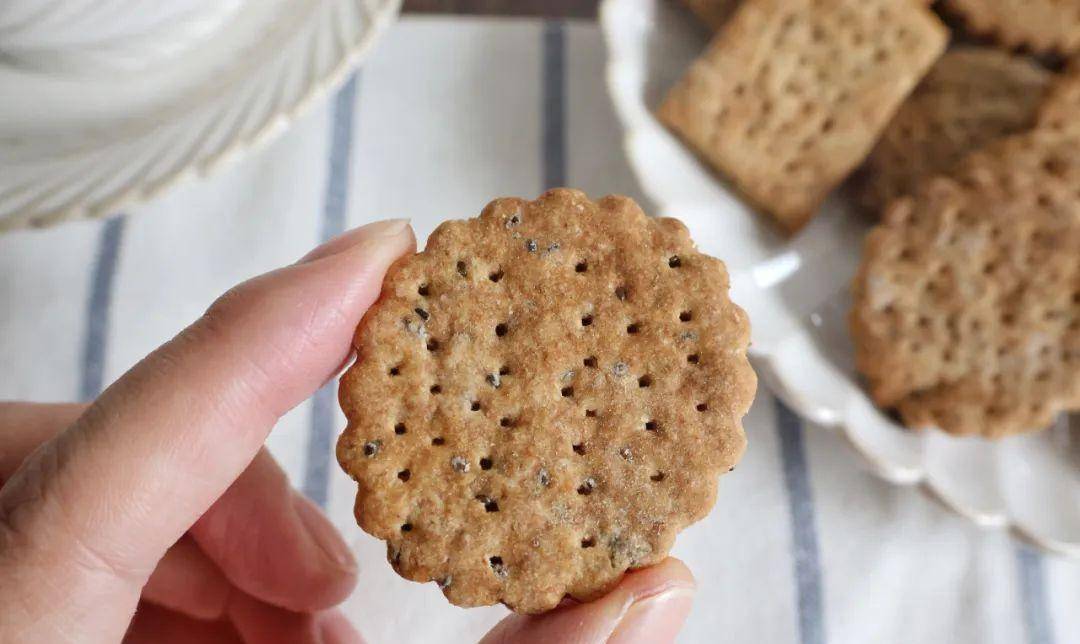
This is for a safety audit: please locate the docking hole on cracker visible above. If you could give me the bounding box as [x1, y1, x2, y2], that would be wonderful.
[336, 189, 756, 613]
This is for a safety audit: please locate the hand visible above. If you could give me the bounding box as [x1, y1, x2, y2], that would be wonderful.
[0, 220, 696, 643]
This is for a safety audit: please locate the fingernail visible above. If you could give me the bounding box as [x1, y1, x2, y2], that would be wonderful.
[293, 493, 358, 573]
[607, 585, 695, 644]
[362, 218, 410, 239]
[299, 218, 412, 263]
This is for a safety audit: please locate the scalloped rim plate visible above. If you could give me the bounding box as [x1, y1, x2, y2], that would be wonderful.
[600, 0, 1080, 557]
[0, 0, 402, 231]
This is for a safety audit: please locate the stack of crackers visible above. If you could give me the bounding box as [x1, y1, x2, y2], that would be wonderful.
[660, 0, 1079, 438]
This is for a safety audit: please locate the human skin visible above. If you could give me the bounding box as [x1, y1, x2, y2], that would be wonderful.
[0, 219, 695, 643]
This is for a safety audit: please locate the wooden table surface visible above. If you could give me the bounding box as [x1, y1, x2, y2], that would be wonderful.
[403, 0, 599, 17]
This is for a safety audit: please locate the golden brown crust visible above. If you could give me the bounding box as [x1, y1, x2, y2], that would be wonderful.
[657, 0, 948, 233]
[851, 131, 1080, 437]
[858, 47, 1051, 214]
[943, 0, 1080, 55]
[1037, 66, 1080, 135]
[680, 0, 740, 31]
[337, 189, 756, 612]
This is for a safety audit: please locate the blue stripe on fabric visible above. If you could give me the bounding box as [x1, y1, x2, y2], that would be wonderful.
[80, 216, 125, 400]
[776, 399, 826, 644]
[542, 20, 566, 190]
[302, 72, 359, 508]
[1017, 545, 1055, 644]
[305, 383, 338, 508]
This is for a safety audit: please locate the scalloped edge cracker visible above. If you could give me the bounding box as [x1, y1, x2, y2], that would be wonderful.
[943, 0, 1080, 55]
[858, 47, 1051, 214]
[337, 189, 756, 612]
[852, 131, 1080, 437]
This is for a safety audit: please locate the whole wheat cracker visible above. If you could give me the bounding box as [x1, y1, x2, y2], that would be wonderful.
[682, 0, 935, 32]
[858, 47, 1051, 214]
[943, 0, 1080, 54]
[686, 0, 941, 31]
[658, 0, 948, 233]
[680, 0, 740, 31]
[1037, 66, 1080, 134]
[851, 130, 1080, 438]
[336, 189, 756, 612]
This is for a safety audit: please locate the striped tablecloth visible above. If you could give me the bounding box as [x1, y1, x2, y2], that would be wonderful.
[1, 17, 1077, 644]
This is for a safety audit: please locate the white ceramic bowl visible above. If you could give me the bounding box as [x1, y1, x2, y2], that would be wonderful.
[600, 0, 1080, 556]
[0, 0, 242, 72]
[0, 0, 401, 231]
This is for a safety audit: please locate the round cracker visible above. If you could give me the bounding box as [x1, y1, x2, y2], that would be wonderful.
[943, 0, 1080, 54]
[336, 189, 755, 612]
[852, 130, 1080, 438]
[858, 47, 1051, 214]
[1038, 67, 1080, 134]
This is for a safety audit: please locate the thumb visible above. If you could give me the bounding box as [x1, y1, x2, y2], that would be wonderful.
[0, 219, 413, 642]
[479, 558, 696, 644]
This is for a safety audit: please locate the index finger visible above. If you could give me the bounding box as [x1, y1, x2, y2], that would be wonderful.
[0, 402, 84, 480]
[0, 402, 358, 614]
[0, 220, 413, 637]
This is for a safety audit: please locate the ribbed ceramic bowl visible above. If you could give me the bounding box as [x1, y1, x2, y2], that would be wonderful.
[0, 0, 401, 231]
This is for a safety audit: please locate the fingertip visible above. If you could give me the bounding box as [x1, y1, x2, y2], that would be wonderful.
[619, 557, 696, 596]
[260, 492, 358, 611]
[317, 609, 365, 644]
[127, 602, 243, 644]
[227, 592, 321, 644]
[291, 492, 360, 596]
[192, 452, 358, 613]
[479, 558, 696, 644]
[142, 536, 232, 621]
[607, 560, 695, 644]
[299, 219, 414, 264]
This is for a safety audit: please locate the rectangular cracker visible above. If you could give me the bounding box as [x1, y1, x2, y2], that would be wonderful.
[683, 0, 935, 32]
[658, 0, 948, 233]
[681, 0, 740, 31]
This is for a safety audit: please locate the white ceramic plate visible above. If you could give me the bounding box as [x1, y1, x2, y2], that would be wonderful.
[600, 0, 1080, 556]
[0, 0, 401, 231]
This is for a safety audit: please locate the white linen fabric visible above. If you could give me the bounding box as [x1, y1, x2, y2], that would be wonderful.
[0, 17, 1076, 644]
